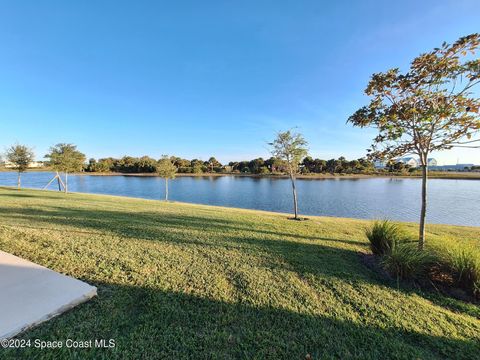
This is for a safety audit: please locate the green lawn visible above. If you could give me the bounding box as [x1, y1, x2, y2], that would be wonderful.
[0, 187, 479, 359]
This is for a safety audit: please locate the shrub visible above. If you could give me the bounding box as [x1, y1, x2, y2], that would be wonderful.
[381, 243, 432, 280]
[365, 220, 403, 255]
[444, 247, 480, 298]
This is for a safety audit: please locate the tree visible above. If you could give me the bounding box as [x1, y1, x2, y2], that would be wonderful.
[137, 156, 158, 173]
[117, 156, 137, 173]
[86, 158, 97, 172]
[386, 160, 408, 173]
[228, 161, 240, 172]
[238, 161, 251, 173]
[5, 144, 35, 189]
[326, 159, 340, 173]
[337, 157, 348, 173]
[269, 129, 308, 219]
[86, 157, 113, 172]
[313, 159, 327, 173]
[172, 157, 191, 173]
[45, 143, 86, 193]
[156, 156, 177, 200]
[302, 156, 315, 173]
[265, 157, 286, 173]
[358, 158, 375, 173]
[248, 158, 265, 174]
[206, 157, 222, 173]
[190, 159, 205, 174]
[348, 34, 480, 249]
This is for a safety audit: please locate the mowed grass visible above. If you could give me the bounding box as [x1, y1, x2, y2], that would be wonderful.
[0, 187, 479, 360]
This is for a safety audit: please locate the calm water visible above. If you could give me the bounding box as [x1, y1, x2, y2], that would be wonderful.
[1, 172, 479, 227]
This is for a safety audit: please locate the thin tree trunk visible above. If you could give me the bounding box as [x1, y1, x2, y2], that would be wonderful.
[290, 173, 298, 219]
[165, 178, 168, 201]
[65, 172, 68, 193]
[418, 164, 428, 250]
[17, 172, 21, 189]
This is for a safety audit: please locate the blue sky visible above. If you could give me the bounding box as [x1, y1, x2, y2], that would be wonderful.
[0, 0, 479, 164]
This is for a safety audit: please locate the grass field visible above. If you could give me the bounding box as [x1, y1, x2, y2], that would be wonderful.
[0, 187, 479, 359]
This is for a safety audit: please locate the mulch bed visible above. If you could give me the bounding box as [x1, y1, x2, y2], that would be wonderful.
[359, 252, 478, 304]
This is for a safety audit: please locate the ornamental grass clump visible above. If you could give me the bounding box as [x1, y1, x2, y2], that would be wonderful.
[365, 220, 403, 255]
[381, 243, 433, 280]
[444, 247, 480, 298]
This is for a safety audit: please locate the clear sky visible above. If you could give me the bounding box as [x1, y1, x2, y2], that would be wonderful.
[0, 0, 479, 165]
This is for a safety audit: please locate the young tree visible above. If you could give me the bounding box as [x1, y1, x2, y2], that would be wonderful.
[348, 34, 480, 249]
[5, 144, 35, 189]
[45, 143, 86, 193]
[269, 129, 308, 219]
[156, 156, 177, 201]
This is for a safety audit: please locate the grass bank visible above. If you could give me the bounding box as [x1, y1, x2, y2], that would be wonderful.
[0, 187, 479, 359]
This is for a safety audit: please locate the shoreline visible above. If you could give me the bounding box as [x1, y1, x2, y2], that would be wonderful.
[1, 169, 480, 180]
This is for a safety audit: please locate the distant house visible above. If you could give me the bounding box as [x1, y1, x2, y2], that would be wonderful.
[3, 161, 44, 169]
[396, 157, 437, 168]
[398, 157, 419, 168]
[427, 158, 437, 167]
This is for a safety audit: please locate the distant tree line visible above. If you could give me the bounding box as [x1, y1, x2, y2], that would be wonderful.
[82, 155, 378, 175]
[1, 144, 412, 177]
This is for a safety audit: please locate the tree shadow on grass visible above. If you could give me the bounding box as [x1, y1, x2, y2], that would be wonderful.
[0, 202, 475, 325]
[0, 193, 42, 198]
[0, 204, 364, 245]
[3, 281, 479, 360]
[0, 187, 58, 199]
[0, 205, 374, 284]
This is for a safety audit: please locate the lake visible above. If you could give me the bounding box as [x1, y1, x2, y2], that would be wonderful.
[0, 171, 479, 227]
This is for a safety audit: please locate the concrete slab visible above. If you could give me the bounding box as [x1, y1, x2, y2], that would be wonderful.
[0, 251, 97, 339]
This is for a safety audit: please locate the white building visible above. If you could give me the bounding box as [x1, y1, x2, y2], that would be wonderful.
[2, 161, 44, 168]
[397, 157, 437, 168]
[398, 157, 419, 168]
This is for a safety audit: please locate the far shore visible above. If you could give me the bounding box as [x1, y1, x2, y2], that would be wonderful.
[1, 168, 480, 180]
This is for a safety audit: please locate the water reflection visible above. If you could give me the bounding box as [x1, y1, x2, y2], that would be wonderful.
[0, 172, 478, 227]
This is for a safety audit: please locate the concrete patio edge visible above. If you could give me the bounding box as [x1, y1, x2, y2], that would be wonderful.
[0, 250, 97, 340]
